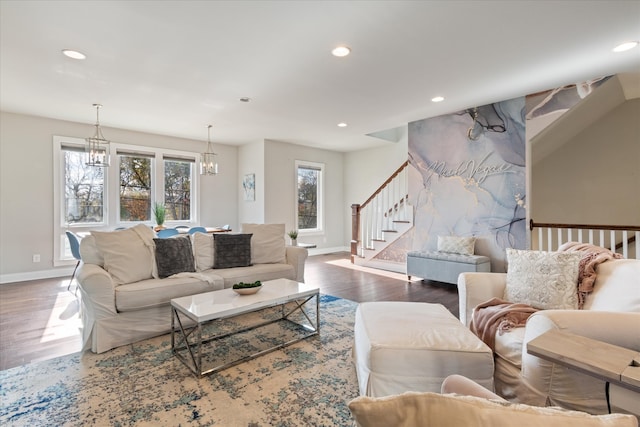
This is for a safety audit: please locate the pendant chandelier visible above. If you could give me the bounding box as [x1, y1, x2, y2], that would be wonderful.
[200, 124, 219, 175]
[85, 103, 110, 167]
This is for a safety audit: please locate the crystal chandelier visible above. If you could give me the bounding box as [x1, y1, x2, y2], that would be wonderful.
[200, 124, 219, 175]
[85, 104, 110, 167]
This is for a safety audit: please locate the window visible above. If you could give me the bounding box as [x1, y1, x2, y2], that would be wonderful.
[54, 136, 198, 265]
[119, 153, 152, 222]
[61, 145, 105, 225]
[163, 157, 193, 221]
[296, 160, 324, 232]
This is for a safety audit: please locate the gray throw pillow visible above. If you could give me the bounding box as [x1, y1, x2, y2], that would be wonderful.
[153, 236, 196, 278]
[213, 233, 253, 269]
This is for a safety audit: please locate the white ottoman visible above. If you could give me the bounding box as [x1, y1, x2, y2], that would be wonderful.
[353, 301, 494, 397]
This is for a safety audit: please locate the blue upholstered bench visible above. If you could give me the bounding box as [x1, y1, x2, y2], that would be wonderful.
[407, 251, 491, 284]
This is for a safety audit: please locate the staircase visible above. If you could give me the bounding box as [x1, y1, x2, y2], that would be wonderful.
[351, 161, 412, 270]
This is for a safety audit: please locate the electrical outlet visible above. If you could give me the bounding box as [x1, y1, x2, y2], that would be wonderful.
[32, 254, 41, 263]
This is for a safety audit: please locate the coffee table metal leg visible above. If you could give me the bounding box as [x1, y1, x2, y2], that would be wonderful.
[282, 294, 320, 334]
[196, 321, 203, 375]
[172, 307, 203, 376]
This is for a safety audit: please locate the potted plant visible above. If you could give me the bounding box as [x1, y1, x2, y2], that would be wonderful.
[287, 229, 298, 246]
[153, 202, 167, 231]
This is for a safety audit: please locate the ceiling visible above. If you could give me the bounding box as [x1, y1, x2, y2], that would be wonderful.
[1, 1, 639, 152]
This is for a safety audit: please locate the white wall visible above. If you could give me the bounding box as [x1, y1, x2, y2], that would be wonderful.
[0, 111, 238, 282]
[263, 140, 345, 250]
[238, 141, 265, 224]
[343, 127, 409, 244]
[532, 99, 640, 225]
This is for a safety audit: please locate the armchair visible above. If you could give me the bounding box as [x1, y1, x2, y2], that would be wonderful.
[458, 258, 640, 415]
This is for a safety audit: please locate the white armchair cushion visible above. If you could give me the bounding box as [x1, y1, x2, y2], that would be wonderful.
[583, 259, 640, 312]
[504, 249, 582, 310]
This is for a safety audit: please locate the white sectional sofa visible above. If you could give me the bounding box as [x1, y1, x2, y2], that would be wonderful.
[76, 223, 308, 353]
[458, 254, 640, 415]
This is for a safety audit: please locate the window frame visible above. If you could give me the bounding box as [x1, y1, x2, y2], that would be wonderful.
[53, 136, 200, 266]
[295, 160, 324, 235]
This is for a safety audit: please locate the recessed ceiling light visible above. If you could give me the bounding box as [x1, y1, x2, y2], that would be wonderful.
[337, 122, 348, 128]
[62, 49, 86, 60]
[613, 41, 638, 52]
[431, 96, 445, 103]
[332, 46, 351, 57]
[240, 97, 251, 102]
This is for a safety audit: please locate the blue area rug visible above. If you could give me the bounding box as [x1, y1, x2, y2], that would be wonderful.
[0, 295, 360, 426]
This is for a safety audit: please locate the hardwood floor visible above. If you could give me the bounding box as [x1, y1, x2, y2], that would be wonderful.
[0, 251, 458, 371]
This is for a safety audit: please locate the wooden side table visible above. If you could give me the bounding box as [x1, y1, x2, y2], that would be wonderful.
[527, 329, 640, 416]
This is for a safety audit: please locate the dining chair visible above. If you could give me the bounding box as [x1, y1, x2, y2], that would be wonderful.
[156, 228, 179, 238]
[65, 231, 82, 292]
[188, 226, 207, 235]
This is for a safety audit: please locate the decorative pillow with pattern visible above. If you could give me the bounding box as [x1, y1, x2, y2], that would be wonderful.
[213, 233, 253, 269]
[437, 236, 476, 255]
[504, 248, 582, 310]
[153, 236, 196, 278]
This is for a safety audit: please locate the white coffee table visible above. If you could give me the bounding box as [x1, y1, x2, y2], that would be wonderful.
[171, 278, 320, 376]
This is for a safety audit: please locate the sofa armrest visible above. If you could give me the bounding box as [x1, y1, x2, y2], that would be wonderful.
[524, 310, 640, 354]
[458, 272, 507, 327]
[76, 263, 117, 316]
[520, 310, 640, 412]
[286, 246, 308, 283]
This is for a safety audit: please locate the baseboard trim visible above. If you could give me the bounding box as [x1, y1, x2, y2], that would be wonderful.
[0, 267, 74, 285]
[307, 246, 349, 257]
[358, 259, 406, 274]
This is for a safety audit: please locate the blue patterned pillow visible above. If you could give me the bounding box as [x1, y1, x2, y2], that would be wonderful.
[213, 233, 253, 269]
[153, 236, 195, 278]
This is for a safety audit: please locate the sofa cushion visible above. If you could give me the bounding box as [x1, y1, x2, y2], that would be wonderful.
[91, 224, 156, 285]
[583, 259, 640, 312]
[79, 234, 104, 267]
[153, 236, 196, 278]
[348, 391, 638, 427]
[115, 275, 222, 312]
[192, 232, 214, 271]
[437, 235, 476, 255]
[213, 233, 253, 269]
[211, 263, 296, 288]
[504, 249, 582, 310]
[241, 223, 286, 264]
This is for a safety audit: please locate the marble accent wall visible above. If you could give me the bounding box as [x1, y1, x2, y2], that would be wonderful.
[408, 97, 527, 272]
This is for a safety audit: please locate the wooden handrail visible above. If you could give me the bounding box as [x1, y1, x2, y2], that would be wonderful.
[529, 220, 640, 232]
[360, 161, 409, 209]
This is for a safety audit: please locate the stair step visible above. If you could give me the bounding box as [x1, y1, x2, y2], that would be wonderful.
[381, 229, 397, 233]
[393, 220, 411, 223]
[372, 239, 386, 242]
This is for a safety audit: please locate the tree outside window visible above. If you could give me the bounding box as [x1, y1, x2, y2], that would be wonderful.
[164, 159, 192, 221]
[119, 155, 151, 221]
[296, 162, 323, 231]
[63, 149, 104, 224]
